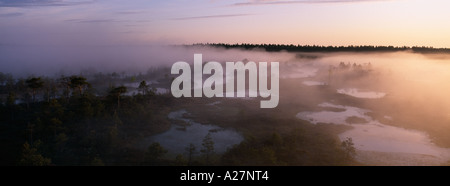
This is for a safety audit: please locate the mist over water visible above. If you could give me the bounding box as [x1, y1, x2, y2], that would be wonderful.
[3, 45, 450, 125]
[2, 44, 450, 165]
[141, 110, 243, 155]
[289, 51, 450, 165]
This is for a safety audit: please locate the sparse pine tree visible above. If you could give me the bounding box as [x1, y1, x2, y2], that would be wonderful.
[201, 133, 215, 164]
[138, 80, 149, 95]
[341, 137, 356, 160]
[185, 143, 196, 166]
[109, 86, 127, 109]
[70, 76, 89, 96]
[25, 77, 44, 102]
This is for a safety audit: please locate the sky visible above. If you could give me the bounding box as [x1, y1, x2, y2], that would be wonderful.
[1, 0, 450, 47]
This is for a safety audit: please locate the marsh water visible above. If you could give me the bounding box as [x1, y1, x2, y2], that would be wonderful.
[138, 51, 450, 165]
[290, 52, 450, 165]
[296, 102, 450, 165]
[141, 110, 243, 155]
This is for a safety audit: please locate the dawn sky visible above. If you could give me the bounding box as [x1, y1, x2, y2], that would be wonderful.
[1, 0, 450, 47]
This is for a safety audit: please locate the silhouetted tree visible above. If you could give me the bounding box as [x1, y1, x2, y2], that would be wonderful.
[194, 43, 450, 53]
[341, 137, 356, 160]
[42, 77, 57, 102]
[70, 76, 89, 95]
[201, 133, 215, 164]
[185, 143, 196, 166]
[59, 76, 71, 99]
[109, 86, 127, 109]
[26, 77, 44, 102]
[138, 80, 149, 95]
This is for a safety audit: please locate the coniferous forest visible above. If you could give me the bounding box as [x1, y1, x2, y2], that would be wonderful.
[0, 69, 355, 166]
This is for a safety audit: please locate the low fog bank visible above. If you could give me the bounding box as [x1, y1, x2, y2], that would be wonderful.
[0, 45, 295, 77]
[2, 44, 450, 165]
[2, 44, 449, 114]
[320, 52, 450, 115]
[2, 44, 450, 121]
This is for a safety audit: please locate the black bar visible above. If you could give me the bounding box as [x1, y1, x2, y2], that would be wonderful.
[5, 166, 445, 185]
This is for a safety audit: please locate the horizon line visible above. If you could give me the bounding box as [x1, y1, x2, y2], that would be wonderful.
[186, 43, 450, 50]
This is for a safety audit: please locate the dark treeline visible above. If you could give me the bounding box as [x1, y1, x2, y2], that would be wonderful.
[0, 71, 356, 166]
[0, 72, 175, 166]
[190, 43, 450, 54]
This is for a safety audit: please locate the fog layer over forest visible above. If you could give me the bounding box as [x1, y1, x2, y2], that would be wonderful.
[2, 45, 450, 165]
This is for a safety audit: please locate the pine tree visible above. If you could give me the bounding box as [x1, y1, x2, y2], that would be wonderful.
[25, 77, 44, 102]
[138, 80, 149, 95]
[185, 143, 196, 166]
[201, 133, 215, 164]
[70, 76, 89, 96]
[341, 137, 356, 160]
[109, 86, 127, 109]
